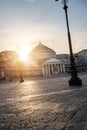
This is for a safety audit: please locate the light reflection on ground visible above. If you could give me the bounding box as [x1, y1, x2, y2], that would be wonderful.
[0, 74, 87, 130]
[6, 86, 87, 102]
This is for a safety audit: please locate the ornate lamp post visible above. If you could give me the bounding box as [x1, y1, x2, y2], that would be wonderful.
[55, 0, 82, 86]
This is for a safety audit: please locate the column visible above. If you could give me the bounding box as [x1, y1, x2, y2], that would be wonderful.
[50, 65, 52, 74]
[59, 64, 61, 73]
[1, 71, 5, 78]
[42, 65, 45, 76]
[48, 65, 50, 75]
[51, 64, 54, 75]
[57, 64, 59, 74]
[63, 64, 66, 73]
[45, 65, 48, 75]
[60, 64, 63, 73]
[47, 65, 49, 75]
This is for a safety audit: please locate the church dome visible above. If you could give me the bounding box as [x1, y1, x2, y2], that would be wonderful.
[31, 42, 55, 53]
[29, 42, 56, 64]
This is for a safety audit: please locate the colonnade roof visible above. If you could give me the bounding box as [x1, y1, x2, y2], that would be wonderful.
[44, 58, 62, 64]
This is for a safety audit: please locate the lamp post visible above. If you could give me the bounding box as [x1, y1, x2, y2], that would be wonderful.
[55, 0, 82, 86]
[9, 68, 12, 81]
[19, 60, 24, 82]
[8, 62, 12, 81]
[17, 48, 24, 83]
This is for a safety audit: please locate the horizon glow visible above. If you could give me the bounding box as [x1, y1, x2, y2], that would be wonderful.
[0, 0, 87, 54]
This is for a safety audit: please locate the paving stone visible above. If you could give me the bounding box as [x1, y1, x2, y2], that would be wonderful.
[0, 74, 87, 130]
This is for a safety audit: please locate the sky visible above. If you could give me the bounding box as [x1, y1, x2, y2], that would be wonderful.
[0, 0, 87, 54]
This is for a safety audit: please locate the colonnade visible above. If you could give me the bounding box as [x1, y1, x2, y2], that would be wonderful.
[0, 67, 42, 80]
[42, 63, 65, 76]
[0, 63, 66, 79]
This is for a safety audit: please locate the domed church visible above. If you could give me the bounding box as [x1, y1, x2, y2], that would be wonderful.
[29, 42, 66, 76]
[29, 42, 56, 64]
[0, 42, 66, 80]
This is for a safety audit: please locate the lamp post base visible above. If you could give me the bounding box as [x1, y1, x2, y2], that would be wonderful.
[20, 79, 24, 82]
[69, 77, 82, 86]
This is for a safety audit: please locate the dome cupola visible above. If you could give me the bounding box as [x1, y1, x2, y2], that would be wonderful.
[29, 42, 56, 64]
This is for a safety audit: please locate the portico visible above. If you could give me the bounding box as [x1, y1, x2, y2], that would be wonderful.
[42, 58, 65, 76]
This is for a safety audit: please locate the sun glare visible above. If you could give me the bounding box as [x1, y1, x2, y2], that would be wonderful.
[18, 44, 30, 62]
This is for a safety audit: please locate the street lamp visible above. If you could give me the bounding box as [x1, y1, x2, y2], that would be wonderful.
[19, 60, 24, 82]
[9, 68, 12, 81]
[55, 0, 82, 86]
[17, 49, 24, 83]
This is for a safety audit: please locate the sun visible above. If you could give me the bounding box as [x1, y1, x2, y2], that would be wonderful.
[19, 50, 29, 62]
[18, 44, 30, 62]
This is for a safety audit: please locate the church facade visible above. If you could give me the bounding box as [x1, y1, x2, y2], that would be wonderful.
[42, 58, 65, 76]
[29, 42, 66, 76]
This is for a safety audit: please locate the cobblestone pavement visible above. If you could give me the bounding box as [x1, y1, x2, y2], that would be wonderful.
[0, 74, 87, 130]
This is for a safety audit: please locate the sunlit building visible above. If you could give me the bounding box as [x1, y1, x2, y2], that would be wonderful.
[29, 42, 56, 64]
[1, 44, 87, 80]
[0, 50, 42, 80]
[0, 42, 66, 80]
[74, 50, 87, 72]
[56, 50, 87, 73]
[29, 42, 66, 76]
[0, 51, 18, 79]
